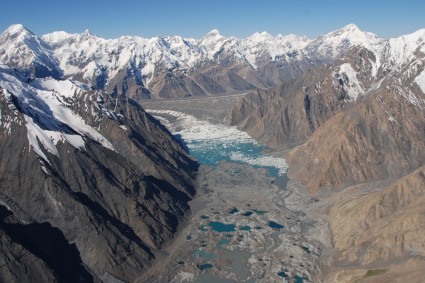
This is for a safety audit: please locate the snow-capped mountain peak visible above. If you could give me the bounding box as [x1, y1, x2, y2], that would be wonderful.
[247, 31, 274, 42]
[2, 23, 34, 38]
[204, 29, 221, 38]
[41, 30, 73, 45]
[305, 23, 383, 59]
[276, 33, 310, 42]
[337, 23, 380, 43]
[341, 23, 361, 32]
[199, 29, 224, 47]
[380, 28, 425, 78]
[0, 24, 62, 78]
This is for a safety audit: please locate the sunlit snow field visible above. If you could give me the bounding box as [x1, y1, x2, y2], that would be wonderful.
[147, 110, 288, 178]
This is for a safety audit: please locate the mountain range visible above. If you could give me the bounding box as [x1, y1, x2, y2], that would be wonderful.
[1, 23, 383, 100]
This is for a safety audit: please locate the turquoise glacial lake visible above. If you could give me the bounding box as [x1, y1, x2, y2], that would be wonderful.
[148, 110, 289, 181]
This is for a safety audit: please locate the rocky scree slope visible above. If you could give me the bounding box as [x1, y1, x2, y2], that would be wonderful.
[329, 166, 425, 265]
[326, 166, 425, 282]
[0, 62, 198, 282]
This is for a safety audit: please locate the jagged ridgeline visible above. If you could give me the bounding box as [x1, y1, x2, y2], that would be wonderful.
[0, 64, 198, 281]
[0, 23, 391, 103]
[0, 24, 373, 100]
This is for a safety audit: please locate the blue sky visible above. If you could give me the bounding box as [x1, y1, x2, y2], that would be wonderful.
[1, 0, 425, 39]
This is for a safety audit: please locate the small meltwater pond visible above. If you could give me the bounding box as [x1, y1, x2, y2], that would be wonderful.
[147, 110, 288, 179]
[208, 221, 236, 232]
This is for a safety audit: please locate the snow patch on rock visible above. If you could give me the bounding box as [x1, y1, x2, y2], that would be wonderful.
[339, 63, 364, 100]
[414, 69, 425, 94]
[0, 68, 115, 163]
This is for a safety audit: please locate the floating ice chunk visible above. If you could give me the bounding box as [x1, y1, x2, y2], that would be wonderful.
[230, 152, 288, 175]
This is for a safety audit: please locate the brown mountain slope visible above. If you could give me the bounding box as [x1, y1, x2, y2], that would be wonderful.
[329, 165, 425, 265]
[326, 166, 425, 283]
[287, 83, 425, 193]
[228, 47, 378, 149]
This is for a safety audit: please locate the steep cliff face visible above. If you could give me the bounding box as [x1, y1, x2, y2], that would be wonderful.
[0, 204, 95, 283]
[0, 65, 198, 282]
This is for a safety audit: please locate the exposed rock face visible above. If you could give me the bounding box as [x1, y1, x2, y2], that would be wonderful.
[0, 204, 94, 282]
[0, 64, 198, 282]
[227, 66, 345, 149]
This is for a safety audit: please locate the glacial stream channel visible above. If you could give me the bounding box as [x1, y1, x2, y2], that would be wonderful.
[141, 100, 323, 283]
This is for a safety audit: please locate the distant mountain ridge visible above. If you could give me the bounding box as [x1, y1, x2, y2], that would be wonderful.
[0, 23, 386, 100]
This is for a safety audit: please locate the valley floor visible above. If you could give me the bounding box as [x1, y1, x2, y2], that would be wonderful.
[139, 96, 328, 283]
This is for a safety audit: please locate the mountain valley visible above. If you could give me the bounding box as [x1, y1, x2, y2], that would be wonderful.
[0, 22, 424, 283]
